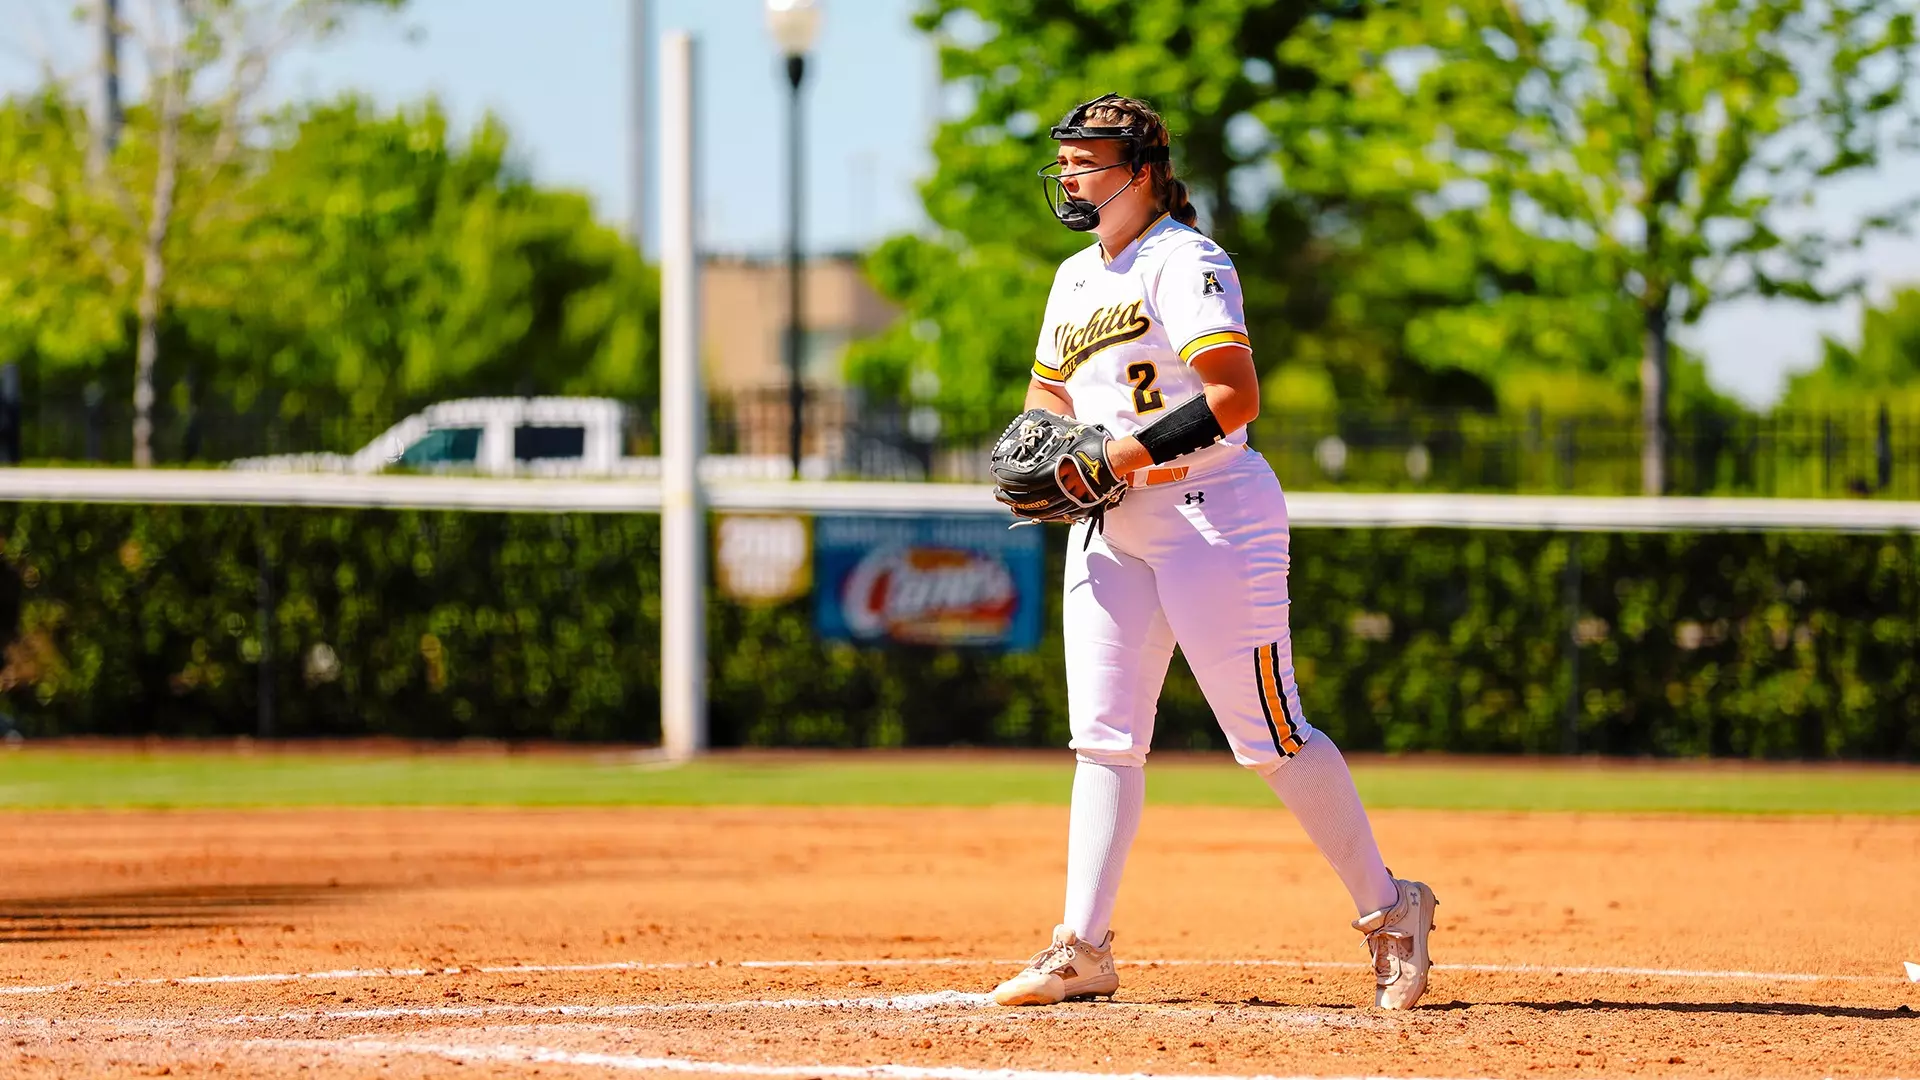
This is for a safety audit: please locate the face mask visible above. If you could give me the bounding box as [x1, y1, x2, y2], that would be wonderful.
[1037, 92, 1170, 233]
[1039, 160, 1141, 232]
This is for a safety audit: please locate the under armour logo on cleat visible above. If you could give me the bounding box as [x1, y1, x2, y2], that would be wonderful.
[1185, 491, 1205, 505]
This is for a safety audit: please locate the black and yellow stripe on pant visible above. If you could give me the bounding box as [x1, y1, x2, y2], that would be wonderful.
[1254, 641, 1304, 757]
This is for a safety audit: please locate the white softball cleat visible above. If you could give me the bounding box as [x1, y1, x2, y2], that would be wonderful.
[1352, 877, 1438, 1009]
[991, 924, 1119, 1005]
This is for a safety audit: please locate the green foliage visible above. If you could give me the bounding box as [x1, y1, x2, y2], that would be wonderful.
[0, 505, 662, 740]
[1276, 0, 1919, 411]
[0, 91, 657, 449]
[0, 93, 263, 383]
[861, 0, 1915, 437]
[1293, 528, 1919, 759]
[0, 94, 134, 372]
[236, 100, 659, 423]
[0, 505, 1914, 761]
[1786, 287, 1920, 411]
[25, 0, 412, 464]
[846, 236, 1054, 440]
[848, 0, 1432, 435]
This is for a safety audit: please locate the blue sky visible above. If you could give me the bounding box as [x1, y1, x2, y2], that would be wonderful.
[270, 0, 940, 256]
[2, 0, 940, 254]
[4, 0, 1919, 407]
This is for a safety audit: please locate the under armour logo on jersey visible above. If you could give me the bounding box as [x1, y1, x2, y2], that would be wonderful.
[1201, 270, 1224, 297]
[1184, 491, 1205, 505]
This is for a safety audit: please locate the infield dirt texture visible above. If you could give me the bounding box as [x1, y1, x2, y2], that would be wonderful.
[2, 751, 1917, 1078]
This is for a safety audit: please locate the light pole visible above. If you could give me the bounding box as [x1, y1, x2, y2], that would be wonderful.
[767, 0, 820, 480]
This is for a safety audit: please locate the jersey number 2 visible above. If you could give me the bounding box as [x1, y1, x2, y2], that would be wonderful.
[1127, 362, 1165, 414]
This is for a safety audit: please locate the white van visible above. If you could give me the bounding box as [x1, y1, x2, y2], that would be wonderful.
[227, 397, 825, 479]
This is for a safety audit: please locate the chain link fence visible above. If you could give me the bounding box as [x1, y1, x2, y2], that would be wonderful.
[2, 381, 1915, 499]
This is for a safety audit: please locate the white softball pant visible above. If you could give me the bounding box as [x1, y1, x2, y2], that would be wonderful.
[1064, 445, 1313, 774]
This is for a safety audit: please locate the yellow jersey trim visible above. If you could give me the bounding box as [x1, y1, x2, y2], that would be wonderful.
[1178, 330, 1250, 364]
[1100, 212, 1173, 265]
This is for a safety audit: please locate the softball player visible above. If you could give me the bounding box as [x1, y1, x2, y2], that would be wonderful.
[987, 94, 1438, 1010]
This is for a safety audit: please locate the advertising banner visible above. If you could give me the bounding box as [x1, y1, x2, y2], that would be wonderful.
[813, 515, 1045, 650]
[714, 513, 811, 604]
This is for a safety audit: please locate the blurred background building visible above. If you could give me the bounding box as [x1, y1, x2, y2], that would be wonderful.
[702, 254, 899, 460]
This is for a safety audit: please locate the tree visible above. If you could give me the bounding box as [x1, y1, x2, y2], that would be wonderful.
[49, 0, 405, 466]
[0, 93, 658, 457]
[0, 94, 131, 384]
[848, 1, 1403, 439]
[235, 99, 660, 425]
[1785, 286, 1920, 410]
[1276, 0, 1920, 491]
[0, 88, 265, 450]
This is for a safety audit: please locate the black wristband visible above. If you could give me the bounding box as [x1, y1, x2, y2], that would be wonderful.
[1136, 394, 1227, 465]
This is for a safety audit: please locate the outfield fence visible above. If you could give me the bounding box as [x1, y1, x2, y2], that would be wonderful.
[5, 468, 1920, 531]
[7, 391, 1920, 499]
[0, 468, 1914, 762]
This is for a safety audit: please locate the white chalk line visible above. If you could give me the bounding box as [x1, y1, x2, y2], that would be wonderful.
[0, 990, 987, 1032]
[210, 990, 993, 1025]
[0, 955, 1902, 998]
[748, 958, 1902, 984]
[241, 1038, 1494, 1080]
[203, 991, 1372, 1030]
[0, 959, 710, 996]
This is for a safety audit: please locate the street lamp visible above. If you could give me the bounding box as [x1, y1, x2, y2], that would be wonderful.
[767, 0, 820, 480]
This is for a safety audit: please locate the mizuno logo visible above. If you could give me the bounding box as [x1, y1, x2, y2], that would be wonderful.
[1077, 453, 1101, 480]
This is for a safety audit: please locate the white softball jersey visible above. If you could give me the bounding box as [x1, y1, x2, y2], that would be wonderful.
[1033, 214, 1251, 448]
[1036, 214, 1316, 774]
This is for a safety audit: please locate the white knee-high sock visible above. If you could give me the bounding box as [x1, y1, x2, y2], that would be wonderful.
[1061, 760, 1145, 944]
[1263, 734, 1400, 915]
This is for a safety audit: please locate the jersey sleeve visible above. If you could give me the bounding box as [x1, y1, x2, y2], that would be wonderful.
[1031, 274, 1066, 385]
[1157, 241, 1249, 364]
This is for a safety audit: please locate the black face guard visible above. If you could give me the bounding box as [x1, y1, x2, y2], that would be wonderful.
[1037, 92, 1170, 232]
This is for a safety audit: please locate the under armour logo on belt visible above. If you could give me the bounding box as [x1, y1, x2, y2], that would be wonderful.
[1184, 491, 1205, 505]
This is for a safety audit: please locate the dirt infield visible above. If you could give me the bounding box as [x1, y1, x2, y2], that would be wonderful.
[1, 805, 1915, 1079]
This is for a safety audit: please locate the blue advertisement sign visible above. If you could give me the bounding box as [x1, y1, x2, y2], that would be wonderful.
[814, 515, 1045, 651]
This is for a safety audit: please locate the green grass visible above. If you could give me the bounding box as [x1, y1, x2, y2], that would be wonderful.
[2, 747, 1917, 814]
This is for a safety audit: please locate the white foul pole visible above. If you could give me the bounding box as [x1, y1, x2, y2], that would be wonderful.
[659, 31, 706, 758]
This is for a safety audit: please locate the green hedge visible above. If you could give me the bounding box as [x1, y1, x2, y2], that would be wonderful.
[0, 506, 659, 740]
[0, 504, 1914, 759]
